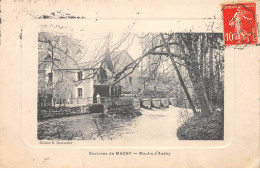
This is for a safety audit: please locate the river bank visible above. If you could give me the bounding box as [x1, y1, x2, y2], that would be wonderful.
[37, 106, 186, 141]
[37, 105, 90, 121]
[38, 104, 142, 121]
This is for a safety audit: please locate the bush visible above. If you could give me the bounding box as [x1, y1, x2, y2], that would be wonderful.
[177, 111, 224, 140]
[107, 105, 142, 117]
[89, 104, 104, 113]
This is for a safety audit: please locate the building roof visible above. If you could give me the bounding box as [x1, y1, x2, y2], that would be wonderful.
[38, 32, 138, 75]
[38, 32, 93, 71]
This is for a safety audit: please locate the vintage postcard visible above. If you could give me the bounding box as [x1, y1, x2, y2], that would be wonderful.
[0, 0, 259, 168]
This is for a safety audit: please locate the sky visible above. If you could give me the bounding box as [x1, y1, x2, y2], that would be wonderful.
[66, 31, 143, 63]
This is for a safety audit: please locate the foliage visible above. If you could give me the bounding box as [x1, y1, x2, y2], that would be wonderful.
[107, 105, 142, 117]
[89, 104, 104, 113]
[177, 110, 224, 140]
[54, 72, 74, 105]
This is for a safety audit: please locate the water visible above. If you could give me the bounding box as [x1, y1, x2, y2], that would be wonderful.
[38, 106, 191, 140]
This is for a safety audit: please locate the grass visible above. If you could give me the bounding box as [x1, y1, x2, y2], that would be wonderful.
[177, 110, 224, 140]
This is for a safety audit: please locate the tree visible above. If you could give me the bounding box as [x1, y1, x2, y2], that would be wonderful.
[38, 32, 85, 106]
[38, 32, 224, 115]
[112, 33, 224, 115]
[38, 32, 136, 106]
[160, 33, 198, 115]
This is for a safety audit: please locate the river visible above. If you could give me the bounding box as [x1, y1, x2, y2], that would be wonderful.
[38, 106, 192, 140]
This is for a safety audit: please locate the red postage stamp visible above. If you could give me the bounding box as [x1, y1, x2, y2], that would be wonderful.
[222, 3, 258, 46]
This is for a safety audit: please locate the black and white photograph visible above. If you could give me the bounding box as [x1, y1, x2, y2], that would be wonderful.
[37, 31, 225, 141]
[1, 0, 260, 167]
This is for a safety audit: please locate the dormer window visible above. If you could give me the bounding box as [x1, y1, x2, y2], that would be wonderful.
[66, 48, 70, 55]
[129, 77, 132, 85]
[39, 44, 44, 50]
[77, 48, 82, 54]
[78, 71, 83, 81]
[48, 73, 53, 85]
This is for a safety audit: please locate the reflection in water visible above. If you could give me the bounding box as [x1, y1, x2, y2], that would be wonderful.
[38, 106, 190, 140]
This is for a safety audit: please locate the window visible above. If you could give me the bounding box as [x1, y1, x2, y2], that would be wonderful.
[66, 48, 70, 55]
[48, 73, 53, 85]
[110, 86, 122, 97]
[39, 44, 44, 50]
[97, 73, 100, 82]
[129, 77, 132, 85]
[115, 87, 118, 96]
[78, 71, 82, 81]
[153, 72, 156, 80]
[111, 86, 115, 96]
[77, 48, 82, 54]
[77, 88, 82, 98]
[118, 86, 122, 96]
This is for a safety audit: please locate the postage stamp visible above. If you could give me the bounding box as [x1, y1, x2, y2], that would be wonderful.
[222, 3, 258, 46]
